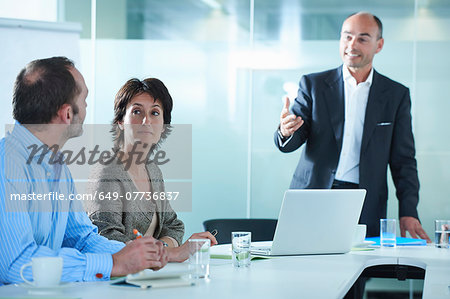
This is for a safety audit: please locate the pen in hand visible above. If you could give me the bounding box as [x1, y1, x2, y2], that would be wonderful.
[133, 229, 143, 239]
[132, 229, 168, 247]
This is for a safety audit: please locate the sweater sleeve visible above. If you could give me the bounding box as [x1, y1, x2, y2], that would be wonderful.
[84, 165, 131, 243]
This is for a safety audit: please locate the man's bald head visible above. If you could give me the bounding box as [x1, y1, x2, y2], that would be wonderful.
[13, 56, 80, 124]
[344, 12, 383, 40]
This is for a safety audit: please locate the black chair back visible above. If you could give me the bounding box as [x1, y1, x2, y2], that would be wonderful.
[203, 218, 278, 244]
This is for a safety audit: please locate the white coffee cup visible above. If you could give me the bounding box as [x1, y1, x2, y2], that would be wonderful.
[20, 257, 63, 287]
[352, 224, 367, 246]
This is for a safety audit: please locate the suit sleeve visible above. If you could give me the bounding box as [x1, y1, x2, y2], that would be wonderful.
[389, 88, 420, 220]
[274, 75, 313, 153]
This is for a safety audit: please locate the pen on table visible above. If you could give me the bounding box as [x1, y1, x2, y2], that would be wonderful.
[133, 228, 143, 239]
[211, 229, 218, 237]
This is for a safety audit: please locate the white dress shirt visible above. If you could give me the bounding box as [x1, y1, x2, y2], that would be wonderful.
[334, 66, 373, 184]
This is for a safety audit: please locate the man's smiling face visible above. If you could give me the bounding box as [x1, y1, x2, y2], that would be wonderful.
[339, 13, 384, 72]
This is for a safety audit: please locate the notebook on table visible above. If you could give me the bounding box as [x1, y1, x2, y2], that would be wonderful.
[110, 263, 194, 289]
[251, 189, 366, 256]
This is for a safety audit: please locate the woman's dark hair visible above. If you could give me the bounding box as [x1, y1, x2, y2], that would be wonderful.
[13, 56, 80, 124]
[112, 78, 173, 148]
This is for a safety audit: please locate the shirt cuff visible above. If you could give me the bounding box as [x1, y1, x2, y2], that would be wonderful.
[84, 253, 114, 281]
[277, 129, 293, 147]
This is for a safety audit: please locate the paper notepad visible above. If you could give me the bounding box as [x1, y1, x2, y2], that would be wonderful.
[210, 253, 271, 260]
[366, 237, 427, 246]
[110, 264, 194, 289]
[210, 243, 272, 260]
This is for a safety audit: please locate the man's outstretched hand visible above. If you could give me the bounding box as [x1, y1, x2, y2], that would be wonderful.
[400, 216, 431, 243]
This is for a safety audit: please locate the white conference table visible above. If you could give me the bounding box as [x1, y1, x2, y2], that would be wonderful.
[1, 243, 449, 299]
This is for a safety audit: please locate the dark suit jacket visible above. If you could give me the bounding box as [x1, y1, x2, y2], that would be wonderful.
[274, 66, 420, 237]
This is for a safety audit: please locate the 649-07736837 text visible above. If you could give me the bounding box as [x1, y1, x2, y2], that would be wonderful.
[9, 191, 180, 201]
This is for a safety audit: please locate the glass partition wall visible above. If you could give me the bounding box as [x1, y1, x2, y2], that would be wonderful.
[65, 0, 450, 238]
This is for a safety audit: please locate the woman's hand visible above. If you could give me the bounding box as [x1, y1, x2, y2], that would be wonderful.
[167, 232, 218, 263]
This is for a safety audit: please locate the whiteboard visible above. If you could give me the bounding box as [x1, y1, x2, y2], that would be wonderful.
[0, 17, 81, 137]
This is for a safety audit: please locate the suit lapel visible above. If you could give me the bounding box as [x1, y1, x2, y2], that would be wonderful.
[361, 70, 389, 154]
[324, 67, 345, 152]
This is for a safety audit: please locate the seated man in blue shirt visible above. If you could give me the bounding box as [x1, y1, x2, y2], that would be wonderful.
[0, 56, 168, 285]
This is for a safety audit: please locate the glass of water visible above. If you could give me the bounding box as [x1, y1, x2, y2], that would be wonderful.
[231, 232, 251, 268]
[380, 219, 396, 248]
[435, 220, 450, 248]
[188, 239, 210, 279]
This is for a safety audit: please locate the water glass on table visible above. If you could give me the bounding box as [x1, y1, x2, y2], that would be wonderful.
[380, 219, 396, 248]
[232, 232, 251, 268]
[188, 239, 211, 279]
[435, 220, 450, 248]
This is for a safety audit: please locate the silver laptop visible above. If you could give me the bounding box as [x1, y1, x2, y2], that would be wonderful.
[251, 189, 366, 256]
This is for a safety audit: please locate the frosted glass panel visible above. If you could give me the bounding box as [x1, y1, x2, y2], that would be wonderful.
[415, 41, 450, 152]
[0, 0, 58, 21]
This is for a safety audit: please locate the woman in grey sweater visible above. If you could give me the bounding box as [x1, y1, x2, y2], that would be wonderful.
[85, 78, 216, 262]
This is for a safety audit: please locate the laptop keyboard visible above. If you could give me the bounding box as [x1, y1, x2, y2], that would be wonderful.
[250, 245, 272, 255]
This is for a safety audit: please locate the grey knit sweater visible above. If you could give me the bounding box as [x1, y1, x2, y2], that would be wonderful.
[84, 158, 184, 245]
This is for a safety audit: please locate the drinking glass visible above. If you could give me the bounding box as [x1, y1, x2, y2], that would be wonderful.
[188, 239, 210, 279]
[380, 219, 396, 248]
[231, 232, 251, 268]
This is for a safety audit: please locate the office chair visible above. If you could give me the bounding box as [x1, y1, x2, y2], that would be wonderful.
[203, 218, 278, 244]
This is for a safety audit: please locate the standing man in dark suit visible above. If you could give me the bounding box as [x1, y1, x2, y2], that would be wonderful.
[274, 12, 431, 241]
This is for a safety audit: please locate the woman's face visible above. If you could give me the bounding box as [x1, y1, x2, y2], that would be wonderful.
[119, 92, 164, 149]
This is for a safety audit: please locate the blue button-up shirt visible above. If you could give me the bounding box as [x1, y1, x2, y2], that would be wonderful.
[0, 123, 125, 285]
